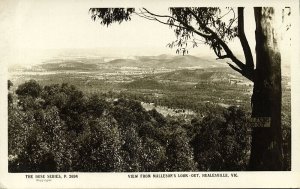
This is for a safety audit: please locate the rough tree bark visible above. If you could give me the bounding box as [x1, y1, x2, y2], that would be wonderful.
[248, 7, 283, 171]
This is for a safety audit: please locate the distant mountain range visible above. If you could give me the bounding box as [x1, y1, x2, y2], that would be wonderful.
[23, 54, 227, 71]
[103, 54, 227, 69]
[9, 53, 290, 78]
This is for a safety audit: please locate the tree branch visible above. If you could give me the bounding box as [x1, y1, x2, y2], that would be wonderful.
[135, 11, 190, 31]
[238, 7, 254, 71]
[134, 12, 156, 21]
[227, 62, 253, 81]
[218, 8, 234, 20]
[186, 8, 247, 72]
[142, 8, 175, 19]
[224, 11, 237, 32]
[143, 8, 213, 39]
[228, 62, 243, 74]
[141, 8, 254, 81]
[216, 55, 230, 59]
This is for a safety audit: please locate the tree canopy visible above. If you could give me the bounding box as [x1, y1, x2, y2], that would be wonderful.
[9, 80, 255, 172]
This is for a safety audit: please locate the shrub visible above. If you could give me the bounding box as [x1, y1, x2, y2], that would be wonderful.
[191, 107, 250, 171]
[16, 80, 42, 98]
[164, 126, 198, 171]
[76, 117, 124, 172]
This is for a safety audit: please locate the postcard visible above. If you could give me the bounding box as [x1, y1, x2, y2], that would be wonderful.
[0, 0, 299, 188]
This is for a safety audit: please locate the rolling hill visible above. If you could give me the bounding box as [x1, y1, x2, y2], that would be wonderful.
[26, 54, 227, 72]
[103, 54, 226, 69]
[153, 67, 247, 83]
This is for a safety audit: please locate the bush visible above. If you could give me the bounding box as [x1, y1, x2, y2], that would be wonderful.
[9, 107, 64, 172]
[16, 80, 42, 98]
[164, 126, 197, 171]
[191, 106, 250, 171]
[75, 117, 124, 172]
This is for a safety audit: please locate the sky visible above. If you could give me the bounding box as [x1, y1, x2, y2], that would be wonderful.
[1, 0, 292, 65]
[9, 1, 177, 52]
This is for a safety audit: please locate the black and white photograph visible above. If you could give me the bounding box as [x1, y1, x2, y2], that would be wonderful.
[0, 0, 299, 188]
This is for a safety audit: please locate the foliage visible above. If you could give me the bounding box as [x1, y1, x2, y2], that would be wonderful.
[8, 80, 13, 90]
[8, 80, 290, 172]
[164, 126, 198, 171]
[16, 80, 42, 98]
[191, 106, 250, 171]
[89, 7, 254, 81]
[8, 80, 13, 105]
[90, 8, 135, 26]
[9, 106, 64, 172]
[75, 117, 124, 172]
[89, 8, 237, 56]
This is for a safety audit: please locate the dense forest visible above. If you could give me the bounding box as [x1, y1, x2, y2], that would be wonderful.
[8, 80, 291, 172]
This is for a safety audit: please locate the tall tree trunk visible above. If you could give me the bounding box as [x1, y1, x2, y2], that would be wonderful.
[248, 7, 283, 170]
